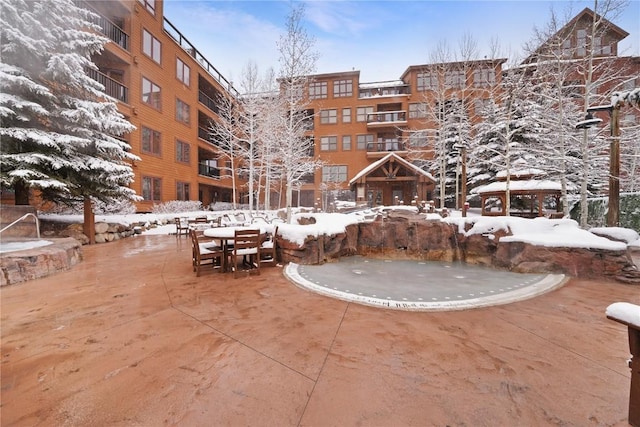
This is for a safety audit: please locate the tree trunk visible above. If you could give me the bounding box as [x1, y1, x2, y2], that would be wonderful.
[83, 197, 96, 245]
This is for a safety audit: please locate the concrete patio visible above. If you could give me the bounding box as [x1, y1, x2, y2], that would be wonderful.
[1, 234, 638, 426]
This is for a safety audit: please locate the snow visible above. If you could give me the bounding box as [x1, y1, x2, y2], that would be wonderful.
[474, 179, 563, 193]
[606, 302, 640, 328]
[459, 216, 628, 251]
[589, 227, 639, 244]
[39, 207, 638, 253]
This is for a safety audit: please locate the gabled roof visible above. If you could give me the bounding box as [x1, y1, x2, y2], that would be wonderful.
[349, 153, 435, 186]
[522, 7, 629, 64]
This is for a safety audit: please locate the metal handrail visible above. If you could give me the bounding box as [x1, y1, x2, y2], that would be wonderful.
[0, 213, 41, 239]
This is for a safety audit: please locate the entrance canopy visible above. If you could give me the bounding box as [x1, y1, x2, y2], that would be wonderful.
[349, 153, 435, 205]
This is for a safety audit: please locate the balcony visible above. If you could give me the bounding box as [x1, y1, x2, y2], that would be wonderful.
[366, 139, 408, 159]
[198, 162, 220, 179]
[87, 68, 128, 103]
[77, 1, 129, 51]
[164, 18, 238, 97]
[198, 91, 220, 115]
[359, 80, 410, 98]
[366, 110, 408, 128]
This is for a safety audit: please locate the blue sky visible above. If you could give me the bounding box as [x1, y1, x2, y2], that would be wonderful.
[163, 0, 640, 85]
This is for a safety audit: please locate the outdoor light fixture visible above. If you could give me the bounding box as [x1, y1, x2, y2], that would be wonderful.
[575, 111, 603, 129]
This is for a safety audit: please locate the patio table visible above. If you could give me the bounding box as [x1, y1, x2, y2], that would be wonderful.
[204, 226, 267, 272]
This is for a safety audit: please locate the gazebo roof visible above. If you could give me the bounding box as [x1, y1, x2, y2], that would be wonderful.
[474, 179, 563, 194]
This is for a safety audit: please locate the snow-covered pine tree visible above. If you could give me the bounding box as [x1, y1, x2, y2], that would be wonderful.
[0, 0, 138, 208]
[470, 64, 544, 215]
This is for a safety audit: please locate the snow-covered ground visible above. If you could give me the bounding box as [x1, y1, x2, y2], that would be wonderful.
[38, 206, 640, 251]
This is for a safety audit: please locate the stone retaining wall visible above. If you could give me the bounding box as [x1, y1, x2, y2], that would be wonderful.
[277, 211, 639, 284]
[0, 238, 82, 286]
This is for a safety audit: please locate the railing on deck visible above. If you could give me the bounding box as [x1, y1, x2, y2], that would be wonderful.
[86, 68, 128, 103]
[164, 18, 239, 97]
[77, 1, 129, 50]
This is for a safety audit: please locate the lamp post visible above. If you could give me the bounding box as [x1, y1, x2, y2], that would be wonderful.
[583, 105, 621, 227]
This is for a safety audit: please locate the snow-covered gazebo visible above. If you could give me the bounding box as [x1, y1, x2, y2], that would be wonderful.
[474, 160, 564, 218]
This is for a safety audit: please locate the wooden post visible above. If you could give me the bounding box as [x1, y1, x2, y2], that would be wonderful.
[83, 197, 95, 245]
[607, 305, 640, 427]
[461, 147, 467, 217]
[607, 106, 620, 227]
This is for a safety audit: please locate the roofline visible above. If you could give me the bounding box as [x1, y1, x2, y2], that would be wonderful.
[400, 58, 509, 80]
[522, 7, 629, 64]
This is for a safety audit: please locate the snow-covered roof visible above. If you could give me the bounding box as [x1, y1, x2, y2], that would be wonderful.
[496, 168, 547, 179]
[474, 179, 563, 194]
[348, 153, 435, 186]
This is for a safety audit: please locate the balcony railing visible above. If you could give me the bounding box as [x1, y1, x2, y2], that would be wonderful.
[198, 126, 212, 141]
[198, 91, 220, 115]
[87, 68, 128, 103]
[198, 162, 220, 179]
[164, 18, 239, 97]
[366, 111, 407, 124]
[366, 140, 407, 152]
[77, 1, 129, 50]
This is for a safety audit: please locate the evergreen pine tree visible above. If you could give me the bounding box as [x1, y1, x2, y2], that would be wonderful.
[0, 0, 138, 207]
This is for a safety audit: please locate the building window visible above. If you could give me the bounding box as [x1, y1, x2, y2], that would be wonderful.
[408, 103, 428, 119]
[322, 165, 347, 182]
[334, 79, 353, 97]
[320, 109, 337, 124]
[137, 0, 155, 14]
[142, 176, 162, 201]
[176, 58, 190, 86]
[577, 29, 587, 56]
[309, 81, 327, 99]
[342, 135, 351, 151]
[142, 29, 161, 64]
[141, 126, 161, 155]
[141, 77, 161, 109]
[593, 37, 611, 55]
[320, 136, 337, 151]
[356, 134, 373, 150]
[473, 68, 495, 88]
[356, 106, 374, 122]
[176, 139, 190, 164]
[622, 114, 637, 125]
[342, 107, 351, 124]
[176, 98, 190, 125]
[417, 71, 438, 91]
[176, 181, 190, 201]
[445, 69, 465, 89]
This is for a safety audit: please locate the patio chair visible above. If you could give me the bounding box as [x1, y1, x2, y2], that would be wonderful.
[175, 217, 189, 237]
[260, 226, 278, 265]
[190, 229, 224, 277]
[231, 228, 261, 278]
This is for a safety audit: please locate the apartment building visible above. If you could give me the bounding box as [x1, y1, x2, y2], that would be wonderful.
[300, 58, 506, 208]
[80, 0, 242, 213]
[74, 2, 639, 211]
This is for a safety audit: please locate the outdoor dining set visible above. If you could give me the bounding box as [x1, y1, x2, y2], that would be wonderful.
[175, 213, 280, 278]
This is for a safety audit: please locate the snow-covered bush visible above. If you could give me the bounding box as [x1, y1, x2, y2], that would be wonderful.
[151, 200, 202, 214]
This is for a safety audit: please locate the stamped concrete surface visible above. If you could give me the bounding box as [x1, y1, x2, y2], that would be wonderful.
[1, 234, 639, 426]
